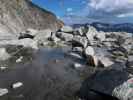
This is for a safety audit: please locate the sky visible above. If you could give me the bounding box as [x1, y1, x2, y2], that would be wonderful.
[32, 0, 133, 24]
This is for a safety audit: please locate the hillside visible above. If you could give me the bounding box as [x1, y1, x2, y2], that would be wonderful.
[0, 0, 63, 37]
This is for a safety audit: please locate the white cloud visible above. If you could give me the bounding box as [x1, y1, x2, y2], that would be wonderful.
[89, 0, 133, 15]
[62, 0, 133, 24]
[66, 8, 73, 12]
[117, 13, 133, 18]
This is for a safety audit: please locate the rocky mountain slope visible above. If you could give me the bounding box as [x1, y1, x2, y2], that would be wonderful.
[0, 0, 63, 38]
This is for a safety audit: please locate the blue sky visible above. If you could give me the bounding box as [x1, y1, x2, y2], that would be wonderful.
[32, 0, 133, 24]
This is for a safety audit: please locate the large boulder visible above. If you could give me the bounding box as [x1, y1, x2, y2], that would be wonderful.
[19, 28, 38, 39]
[84, 46, 98, 66]
[34, 29, 52, 43]
[56, 32, 73, 41]
[86, 26, 97, 41]
[78, 69, 129, 100]
[0, 39, 38, 49]
[113, 78, 133, 100]
[72, 36, 88, 48]
[95, 31, 106, 41]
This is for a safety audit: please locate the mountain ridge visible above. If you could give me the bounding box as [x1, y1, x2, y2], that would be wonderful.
[0, 0, 63, 36]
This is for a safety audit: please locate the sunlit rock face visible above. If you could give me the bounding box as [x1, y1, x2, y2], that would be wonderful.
[0, 0, 63, 36]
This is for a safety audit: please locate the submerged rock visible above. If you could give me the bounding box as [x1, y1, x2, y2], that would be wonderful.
[0, 88, 8, 96]
[0, 48, 11, 61]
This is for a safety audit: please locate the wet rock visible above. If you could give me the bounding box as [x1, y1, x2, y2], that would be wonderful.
[86, 26, 97, 41]
[78, 69, 129, 100]
[50, 32, 61, 42]
[56, 32, 73, 41]
[61, 26, 73, 33]
[12, 82, 23, 89]
[113, 78, 133, 100]
[16, 56, 23, 63]
[0, 88, 8, 96]
[68, 52, 83, 59]
[0, 66, 8, 71]
[0, 48, 11, 61]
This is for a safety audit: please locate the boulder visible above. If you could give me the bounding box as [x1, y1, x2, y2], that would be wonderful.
[127, 56, 133, 68]
[86, 26, 97, 41]
[98, 57, 114, 68]
[61, 26, 73, 33]
[12, 82, 23, 89]
[78, 69, 129, 100]
[85, 46, 95, 57]
[95, 32, 106, 41]
[113, 78, 133, 100]
[0, 39, 38, 50]
[0, 88, 8, 96]
[84, 46, 99, 66]
[34, 29, 52, 43]
[0, 48, 11, 61]
[72, 36, 88, 48]
[56, 32, 73, 41]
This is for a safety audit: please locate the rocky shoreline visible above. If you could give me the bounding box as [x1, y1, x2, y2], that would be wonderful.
[0, 25, 132, 100]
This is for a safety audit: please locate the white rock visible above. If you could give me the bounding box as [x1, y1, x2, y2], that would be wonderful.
[61, 26, 73, 33]
[34, 29, 52, 42]
[0, 66, 8, 70]
[86, 26, 97, 41]
[0, 88, 8, 96]
[95, 31, 106, 41]
[0, 39, 38, 50]
[72, 36, 88, 48]
[0, 48, 11, 61]
[99, 57, 114, 67]
[12, 82, 23, 89]
[85, 46, 95, 56]
[16, 56, 23, 63]
[74, 63, 82, 68]
[56, 32, 73, 41]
